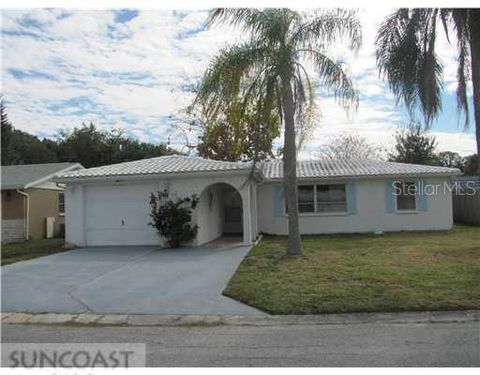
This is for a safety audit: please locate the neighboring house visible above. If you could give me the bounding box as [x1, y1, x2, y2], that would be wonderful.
[54, 155, 461, 247]
[1, 163, 83, 243]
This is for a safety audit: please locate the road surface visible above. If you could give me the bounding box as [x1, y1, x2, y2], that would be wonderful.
[2, 321, 479, 366]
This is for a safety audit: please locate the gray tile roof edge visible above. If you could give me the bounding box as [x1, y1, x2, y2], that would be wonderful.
[54, 168, 255, 182]
[264, 171, 462, 181]
[2, 162, 84, 190]
[54, 155, 254, 180]
[53, 156, 462, 182]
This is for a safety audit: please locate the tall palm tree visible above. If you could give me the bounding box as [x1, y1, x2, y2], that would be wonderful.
[195, 9, 361, 256]
[376, 9, 480, 172]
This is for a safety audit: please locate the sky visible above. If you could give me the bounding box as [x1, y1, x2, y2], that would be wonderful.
[1, 8, 477, 159]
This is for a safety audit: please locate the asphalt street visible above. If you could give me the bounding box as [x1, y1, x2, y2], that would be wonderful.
[2, 321, 479, 366]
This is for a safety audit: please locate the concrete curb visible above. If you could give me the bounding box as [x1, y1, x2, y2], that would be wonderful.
[2, 310, 479, 327]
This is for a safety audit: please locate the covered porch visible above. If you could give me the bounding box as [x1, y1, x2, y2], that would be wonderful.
[194, 180, 257, 246]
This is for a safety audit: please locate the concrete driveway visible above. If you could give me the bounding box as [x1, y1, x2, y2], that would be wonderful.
[1, 244, 263, 315]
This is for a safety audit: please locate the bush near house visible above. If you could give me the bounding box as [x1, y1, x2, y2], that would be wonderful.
[149, 190, 199, 248]
[224, 225, 480, 314]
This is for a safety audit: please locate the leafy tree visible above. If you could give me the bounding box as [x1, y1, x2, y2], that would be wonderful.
[18, 137, 58, 164]
[463, 154, 479, 175]
[376, 8, 480, 173]
[149, 190, 199, 248]
[102, 128, 174, 165]
[319, 132, 384, 160]
[197, 100, 280, 161]
[1, 99, 19, 165]
[2, 114, 175, 167]
[55, 123, 105, 167]
[1, 99, 58, 165]
[388, 126, 438, 165]
[195, 9, 361, 256]
[436, 151, 465, 170]
[56, 123, 175, 168]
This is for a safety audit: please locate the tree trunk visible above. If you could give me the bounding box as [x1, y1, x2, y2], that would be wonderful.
[281, 79, 303, 256]
[469, 9, 480, 175]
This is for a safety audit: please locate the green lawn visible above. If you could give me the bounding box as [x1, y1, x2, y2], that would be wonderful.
[224, 225, 480, 314]
[2, 239, 66, 266]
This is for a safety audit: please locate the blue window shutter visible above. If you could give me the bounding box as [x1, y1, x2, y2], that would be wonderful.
[273, 184, 284, 217]
[385, 180, 395, 213]
[346, 181, 357, 214]
[415, 179, 428, 211]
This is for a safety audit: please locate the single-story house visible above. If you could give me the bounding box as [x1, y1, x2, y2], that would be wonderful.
[1, 162, 83, 243]
[54, 155, 461, 247]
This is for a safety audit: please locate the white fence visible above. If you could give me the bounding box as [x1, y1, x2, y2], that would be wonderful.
[1, 219, 26, 243]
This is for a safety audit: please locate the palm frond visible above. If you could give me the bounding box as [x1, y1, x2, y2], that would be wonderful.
[194, 41, 269, 120]
[207, 8, 291, 41]
[239, 65, 276, 115]
[206, 8, 265, 30]
[439, 9, 451, 43]
[292, 63, 318, 151]
[199, 8, 360, 156]
[376, 8, 443, 125]
[451, 9, 470, 129]
[300, 49, 358, 113]
[418, 9, 443, 126]
[292, 9, 362, 52]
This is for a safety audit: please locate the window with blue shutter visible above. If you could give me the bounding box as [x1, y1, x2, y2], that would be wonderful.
[389, 180, 428, 212]
[415, 179, 428, 211]
[273, 184, 284, 217]
[385, 180, 396, 213]
[280, 183, 350, 215]
[346, 181, 357, 214]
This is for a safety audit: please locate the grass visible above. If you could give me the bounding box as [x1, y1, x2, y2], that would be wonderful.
[224, 225, 480, 314]
[2, 238, 66, 266]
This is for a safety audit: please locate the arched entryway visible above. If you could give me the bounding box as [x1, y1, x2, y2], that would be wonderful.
[196, 182, 244, 246]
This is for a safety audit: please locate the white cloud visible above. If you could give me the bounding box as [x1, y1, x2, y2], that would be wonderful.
[1, 8, 476, 158]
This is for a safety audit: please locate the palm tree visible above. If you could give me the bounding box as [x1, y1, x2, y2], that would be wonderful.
[376, 9, 480, 172]
[195, 9, 361, 256]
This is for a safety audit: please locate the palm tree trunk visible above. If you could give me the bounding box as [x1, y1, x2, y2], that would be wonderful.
[281, 79, 303, 256]
[469, 9, 480, 175]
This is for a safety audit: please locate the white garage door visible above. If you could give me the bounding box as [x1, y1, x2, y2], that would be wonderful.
[84, 184, 160, 246]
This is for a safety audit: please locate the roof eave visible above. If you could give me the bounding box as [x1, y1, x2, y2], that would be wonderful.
[24, 163, 84, 189]
[1, 184, 26, 190]
[264, 171, 462, 182]
[54, 167, 258, 184]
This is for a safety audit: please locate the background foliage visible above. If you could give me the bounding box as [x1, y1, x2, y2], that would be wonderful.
[1, 100, 175, 167]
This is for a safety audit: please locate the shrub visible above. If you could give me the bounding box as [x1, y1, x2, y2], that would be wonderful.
[149, 190, 199, 248]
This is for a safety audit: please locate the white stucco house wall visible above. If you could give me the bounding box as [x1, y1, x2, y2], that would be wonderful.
[54, 155, 461, 247]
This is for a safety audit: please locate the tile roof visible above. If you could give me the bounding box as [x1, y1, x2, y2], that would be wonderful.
[260, 159, 461, 180]
[55, 155, 461, 182]
[2, 162, 82, 190]
[56, 155, 253, 180]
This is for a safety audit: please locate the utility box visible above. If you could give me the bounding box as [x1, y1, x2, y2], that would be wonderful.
[45, 217, 55, 239]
